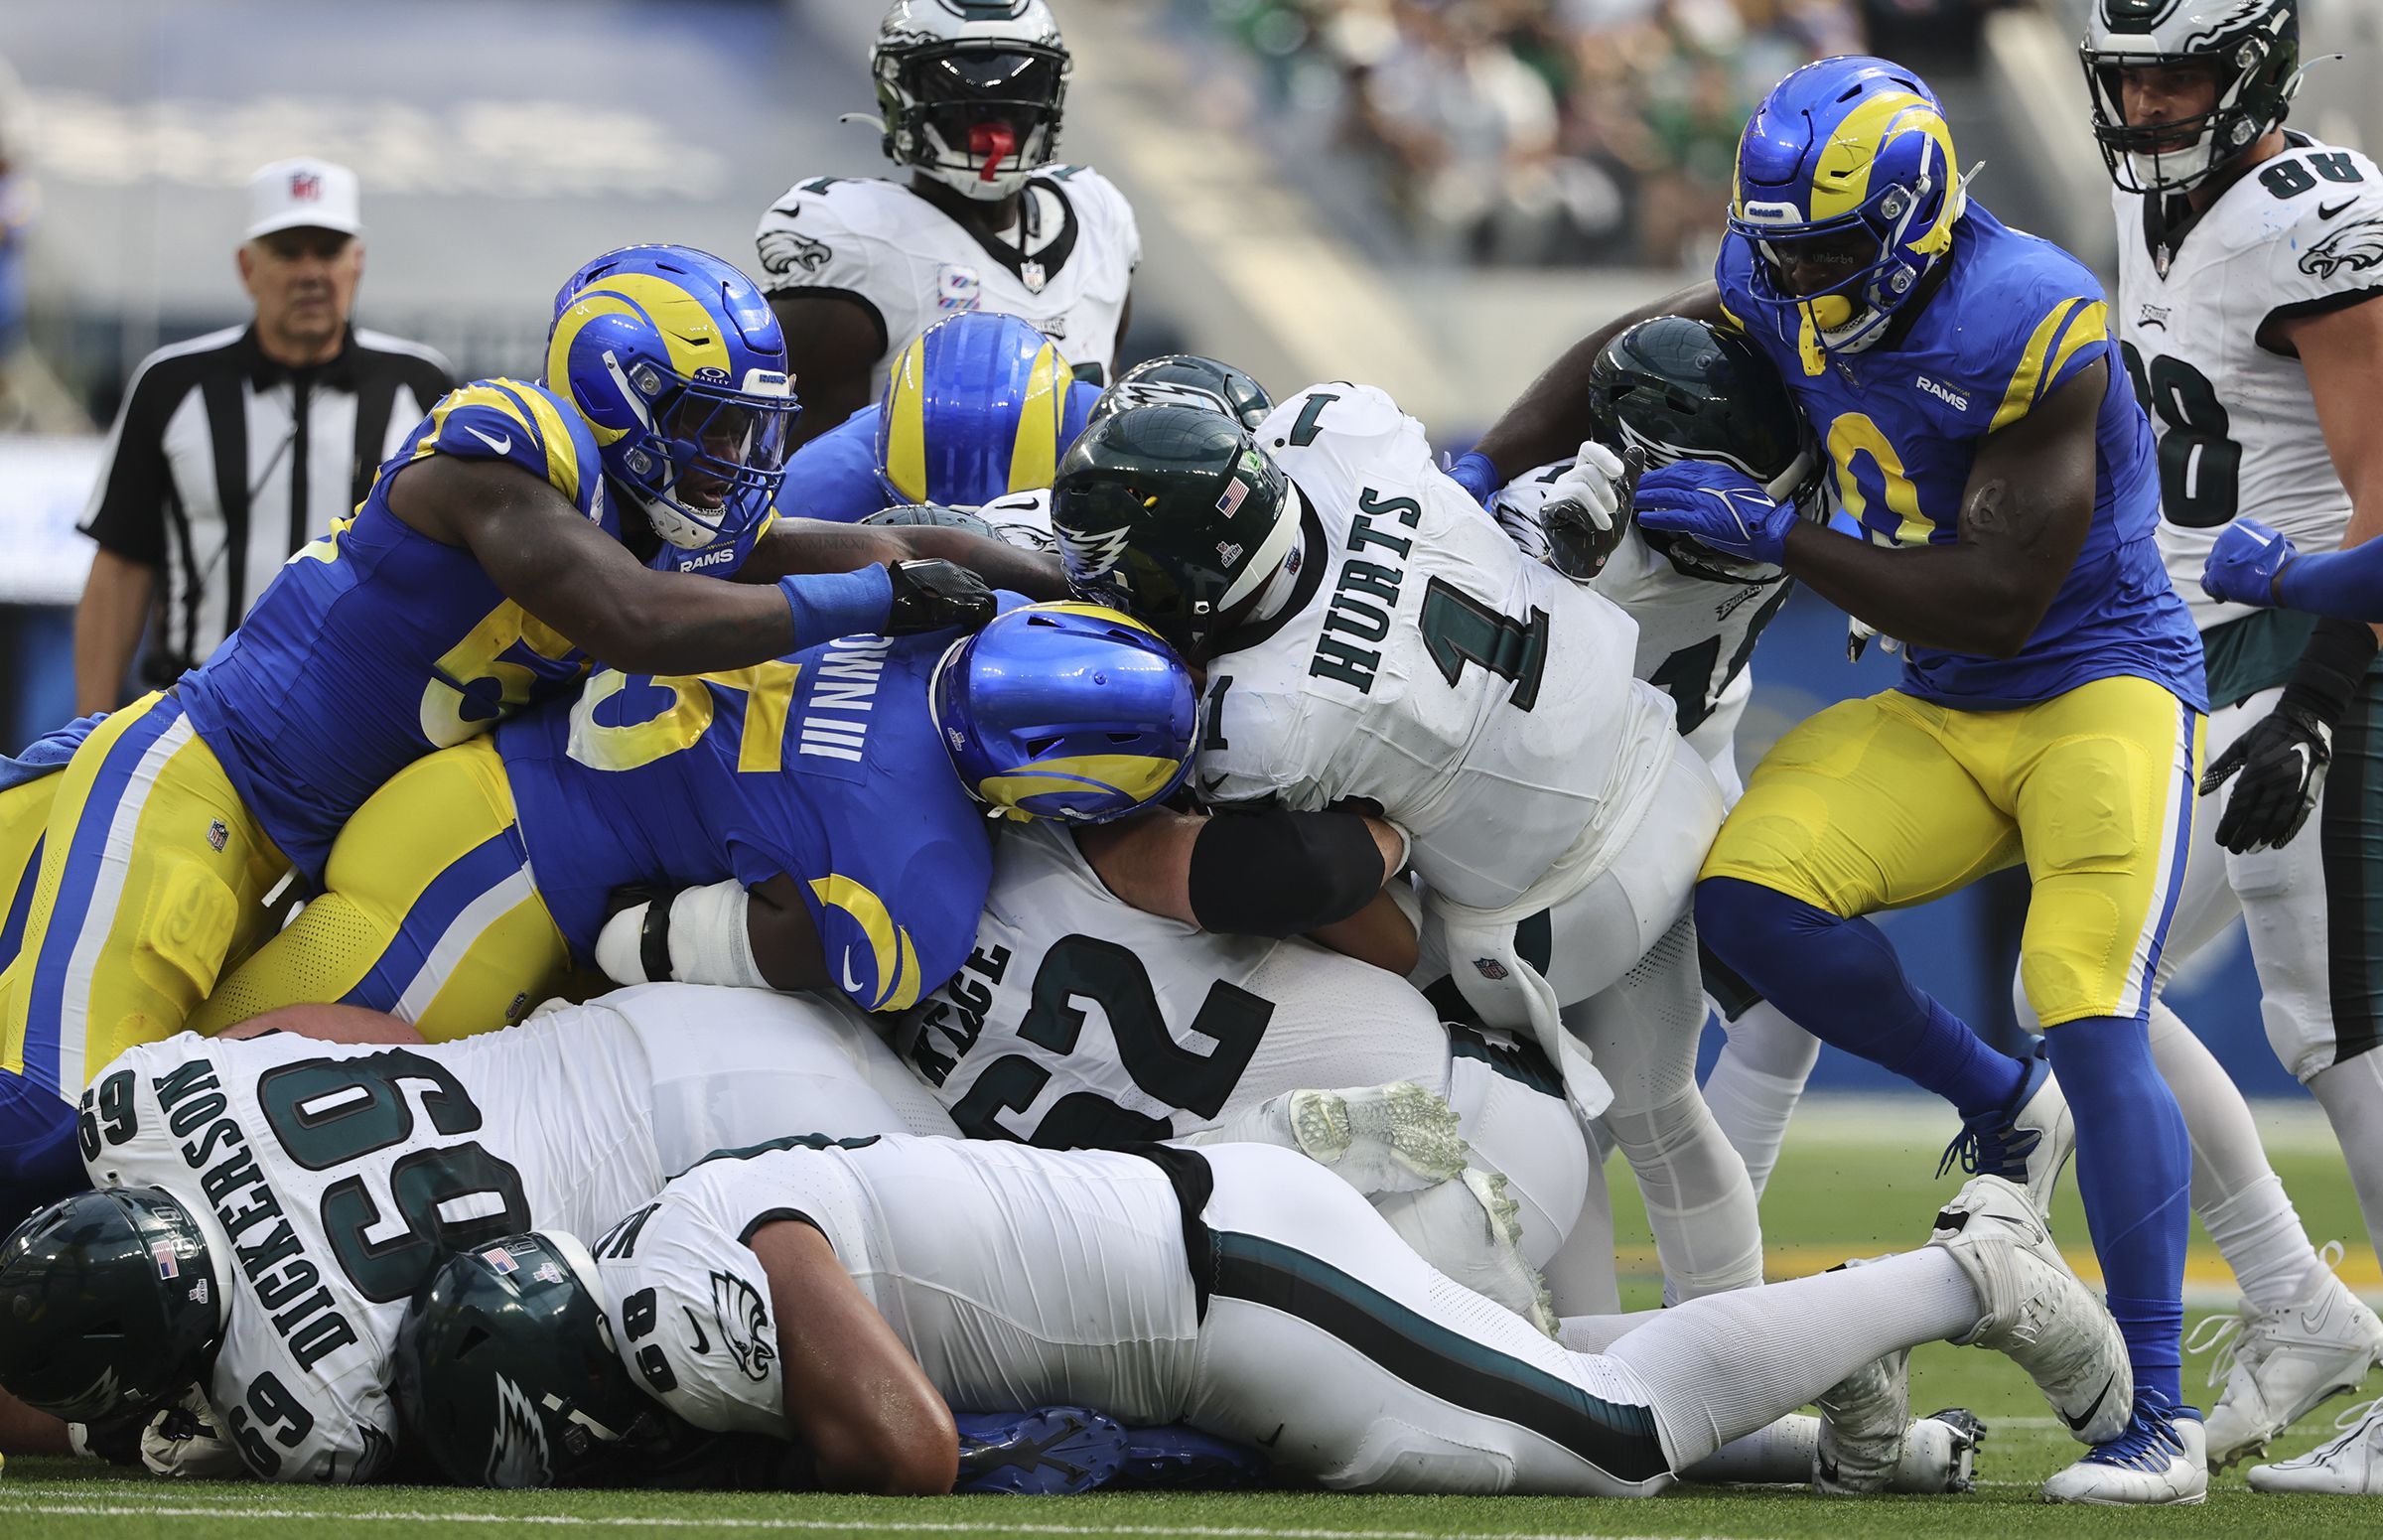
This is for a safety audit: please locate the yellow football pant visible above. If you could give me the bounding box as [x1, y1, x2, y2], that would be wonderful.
[1705, 674, 2202, 1026]
[1, 770, 62, 976]
[0, 692, 288, 1093]
[193, 735, 572, 1043]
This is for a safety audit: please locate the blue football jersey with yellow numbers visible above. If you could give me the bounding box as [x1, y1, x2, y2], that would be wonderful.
[1716, 204, 2204, 710]
[176, 379, 769, 882]
[496, 616, 997, 1015]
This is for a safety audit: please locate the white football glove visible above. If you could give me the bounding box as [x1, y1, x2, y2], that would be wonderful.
[1489, 442, 1628, 584]
[141, 1386, 244, 1479]
[1541, 440, 1626, 534]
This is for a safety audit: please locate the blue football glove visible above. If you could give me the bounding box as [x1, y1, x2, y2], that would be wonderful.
[2201, 517, 2297, 609]
[1631, 460, 1796, 567]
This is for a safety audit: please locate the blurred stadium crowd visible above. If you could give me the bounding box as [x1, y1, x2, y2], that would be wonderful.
[1208, 0, 2021, 266]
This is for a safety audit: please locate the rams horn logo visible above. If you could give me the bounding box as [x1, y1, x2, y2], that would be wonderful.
[2301, 218, 2383, 281]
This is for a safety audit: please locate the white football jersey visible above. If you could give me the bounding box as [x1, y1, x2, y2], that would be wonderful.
[591, 1136, 1202, 1437]
[74, 987, 943, 1481]
[754, 169, 1139, 398]
[894, 821, 1451, 1144]
[2118, 134, 2383, 632]
[1199, 385, 1679, 910]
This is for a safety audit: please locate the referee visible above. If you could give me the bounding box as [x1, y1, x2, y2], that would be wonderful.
[72, 158, 453, 714]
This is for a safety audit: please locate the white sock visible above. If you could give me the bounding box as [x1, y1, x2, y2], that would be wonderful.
[1604, 1088, 1765, 1304]
[1600, 1248, 1979, 1469]
[1680, 1414, 1820, 1484]
[2151, 998, 2322, 1306]
[1702, 999, 1816, 1200]
[2310, 1050, 2383, 1277]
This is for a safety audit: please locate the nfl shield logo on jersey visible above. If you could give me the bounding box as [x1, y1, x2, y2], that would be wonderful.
[1472, 958, 1509, 981]
[937, 263, 983, 312]
[1021, 258, 1047, 294]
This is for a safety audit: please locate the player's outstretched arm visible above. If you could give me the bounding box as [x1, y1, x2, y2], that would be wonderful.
[747, 1218, 958, 1495]
[1464, 281, 1726, 497]
[1776, 356, 2105, 657]
[742, 515, 1067, 599]
[2280, 296, 2383, 633]
[394, 455, 827, 674]
[1074, 806, 1409, 945]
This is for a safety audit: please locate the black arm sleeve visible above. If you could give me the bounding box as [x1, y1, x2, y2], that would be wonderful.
[2282, 616, 2379, 726]
[1187, 807, 1385, 938]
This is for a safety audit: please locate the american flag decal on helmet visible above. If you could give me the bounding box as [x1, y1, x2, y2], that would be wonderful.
[1215, 478, 1249, 517]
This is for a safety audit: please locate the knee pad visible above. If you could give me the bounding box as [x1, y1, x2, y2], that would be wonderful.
[138, 854, 242, 997]
[2030, 737, 2154, 875]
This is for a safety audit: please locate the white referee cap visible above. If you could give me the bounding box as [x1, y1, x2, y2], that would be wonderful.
[245, 158, 362, 240]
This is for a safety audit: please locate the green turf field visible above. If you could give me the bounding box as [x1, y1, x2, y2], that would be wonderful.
[4, 1098, 2376, 1538]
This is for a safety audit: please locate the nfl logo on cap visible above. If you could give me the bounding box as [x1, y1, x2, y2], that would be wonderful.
[245, 157, 364, 241]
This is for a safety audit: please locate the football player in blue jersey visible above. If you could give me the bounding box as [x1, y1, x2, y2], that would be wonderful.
[188, 602, 1195, 1041]
[777, 310, 1102, 523]
[1462, 58, 2208, 1501]
[0, 245, 1065, 1224]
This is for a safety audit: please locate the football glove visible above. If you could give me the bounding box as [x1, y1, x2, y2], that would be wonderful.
[2202, 702, 2331, 854]
[140, 1386, 243, 1479]
[1632, 461, 1796, 567]
[884, 558, 997, 635]
[2201, 517, 2297, 609]
[1443, 449, 1501, 506]
[1490, 445, 1633, 583]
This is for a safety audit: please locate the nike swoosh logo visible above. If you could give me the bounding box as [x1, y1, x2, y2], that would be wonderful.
[1197, 774, 1229, 796]
[684, 1309, 709, 1355]
[2061, 1373, 2116, 1433]
[841, 950, 864, 993]
[1255, 1423, 1285, 1449]
[464, 424, 514, 456]
[2319, 199, 2357, 220]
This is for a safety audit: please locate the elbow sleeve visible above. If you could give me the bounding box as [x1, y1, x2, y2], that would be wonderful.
[1187, 808, 1385, 937]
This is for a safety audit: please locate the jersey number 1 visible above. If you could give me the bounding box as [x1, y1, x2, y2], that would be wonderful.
[1419, 577, 1548, 711]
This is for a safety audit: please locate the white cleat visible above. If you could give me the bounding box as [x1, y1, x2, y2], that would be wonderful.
[1375, 1169, 1558, 1335]
[2040, 1405, 2207, 1505]
[1927, 1175, 2131, 1445]
[1288, 1082, 1470, 1195]
[2192, 1244, 2383, 1469]
[1937, 1055, 2074, 1218]
[1815, 1347, 1911, 1493]
[2247, 1397, 2383, 1494]
[1892, 1409, 1984, 1494]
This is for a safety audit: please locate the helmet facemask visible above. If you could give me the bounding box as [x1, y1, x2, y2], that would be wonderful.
[879, 39, 1069, 202]
[608, 362, 798, 551]
[2081, 3, 2302, 197]
[1733, 173, 1957, 359]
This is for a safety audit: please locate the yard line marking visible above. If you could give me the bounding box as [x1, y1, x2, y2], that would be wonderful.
[0, 1502, 1765, 1540]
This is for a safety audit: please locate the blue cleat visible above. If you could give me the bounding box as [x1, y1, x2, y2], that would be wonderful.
[1936, 1050, 2074, 1215]
[952, 1406, 1128, 1495]
[1119, 1423, 1268, 1490]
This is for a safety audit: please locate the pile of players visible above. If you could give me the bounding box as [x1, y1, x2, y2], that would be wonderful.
[2, 0, 2382, 1511]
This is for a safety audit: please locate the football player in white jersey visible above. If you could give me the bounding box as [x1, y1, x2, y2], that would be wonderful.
[2082, 0, 2383, 1486]
[1489, 316, 1829, 1201]
[395, 1145, 2109, 1498]
[1048, 394, 1766, 1309]
[757, 0, 1138, 445]
[0, 985, 957, 1481]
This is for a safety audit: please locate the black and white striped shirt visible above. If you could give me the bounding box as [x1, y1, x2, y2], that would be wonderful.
[78, 324, 454, 683]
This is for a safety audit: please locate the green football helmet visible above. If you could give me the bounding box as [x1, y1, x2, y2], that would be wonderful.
[392, 1230, 670, 1489]
[1590, 316, 1822, 582]
[1088, 354, 1275, 432]
[1049, 404, 1298, 656]
[0, 1187, 220, 1423]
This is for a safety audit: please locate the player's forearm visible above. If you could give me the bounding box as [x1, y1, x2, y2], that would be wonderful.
[585, 567, 891, 676]
[1778, 521, 2057, 657]
[889, 526, 1067, 600]
[2275, 536, 2383, 623]
[1305, 886, 1419, 976]
[73, 550, 153, 715]
[1471, 280, 1723, 484]
[0, 1384, 70, 1456]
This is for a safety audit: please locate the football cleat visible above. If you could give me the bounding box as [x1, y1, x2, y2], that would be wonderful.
[1814, 1345, 1911, 1493]
[2040, 1399, 2207, 1505]
[1894, 1408, 1984, 1494]
[2191, 1242, 2383, 1469]
[1928, 1175, 2131, 1445]
[1376, 1170, 1557, 1337]
[1288, 1083, 1470, 1196]
[1936, 1051, 2073, 1216]
[2247, 1397, 2383, 1494]
[953, 1405, 1128, 1495]
[1117, 1423, 1267, 1490]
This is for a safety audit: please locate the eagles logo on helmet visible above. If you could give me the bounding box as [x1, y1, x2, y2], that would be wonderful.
[2081, 0, 2303, 197]
[873, 0, 1071, 204]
